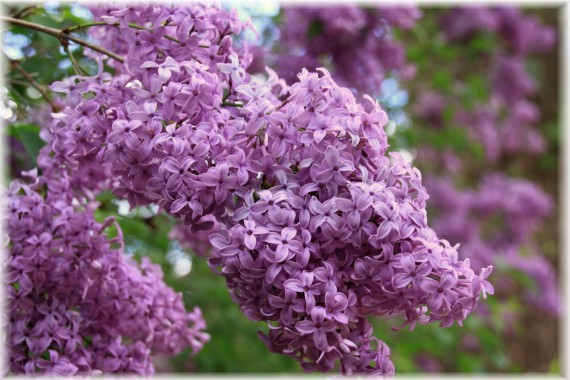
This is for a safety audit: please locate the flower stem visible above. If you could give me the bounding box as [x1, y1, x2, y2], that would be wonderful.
[62, 43, 88, 76]
[62, 21, 108, 33]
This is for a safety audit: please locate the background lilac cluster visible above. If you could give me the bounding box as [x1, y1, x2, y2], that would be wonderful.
[250, 6, 420, 95]
[412, 7, 559, 317]
[438, 7, 556, 161]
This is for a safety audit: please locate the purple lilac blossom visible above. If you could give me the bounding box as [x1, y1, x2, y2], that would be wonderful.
[6, 170, 209, 375]
[30, 3, 493, 375]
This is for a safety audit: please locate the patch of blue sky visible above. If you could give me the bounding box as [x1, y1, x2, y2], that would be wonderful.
[3, 31, 31, 60]
[379, 77, 409, 109]
[42, 1, 60, 14]
[70, 4, 93, 20]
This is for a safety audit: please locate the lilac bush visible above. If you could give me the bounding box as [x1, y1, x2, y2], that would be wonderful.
[6, 3, 494, 375]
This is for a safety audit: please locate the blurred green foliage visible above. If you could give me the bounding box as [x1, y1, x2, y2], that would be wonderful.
[7, 123, 43, 162]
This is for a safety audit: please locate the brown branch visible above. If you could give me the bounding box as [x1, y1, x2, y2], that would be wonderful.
[1, 17, 124, 63]
[9, 59, 60, 112]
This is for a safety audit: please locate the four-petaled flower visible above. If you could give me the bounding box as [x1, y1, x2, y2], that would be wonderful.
[243, 220, 269, 250]
[295, 307, 337, 351]
[312, 146, 355, 185]
[264, 227, 302, 262]
[419, 272, 459, 311]
[392, 253, 431, 290]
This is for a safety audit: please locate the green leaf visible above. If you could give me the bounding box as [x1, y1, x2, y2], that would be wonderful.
[307, 20, 324, 40]
[468, 32, 496, 55]
[8, 123, 44, 162]
[433, 70, 452, 92]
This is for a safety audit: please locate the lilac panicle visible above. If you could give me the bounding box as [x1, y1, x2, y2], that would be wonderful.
[6, 170, 209, 375]
[31, 3, 495, 375]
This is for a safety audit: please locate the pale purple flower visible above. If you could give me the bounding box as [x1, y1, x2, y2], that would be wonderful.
[419, 272, 459, 311]
[308, 197, 343, 232]
[324, 292, 349, 323]
[107, 120, 142, 148]
[268, 289, 305, 325]
[392, 253, 431, 290]
[199, 164, 237, 204]
[285, 271, 321, 312]
[312, 146, 355, 185]
[218, 55, 246, 85]
[295, 307, 337, 350]
[336, 188, 373, 230]
[264, 227, 302, 262]
[243, 219, 269, 249]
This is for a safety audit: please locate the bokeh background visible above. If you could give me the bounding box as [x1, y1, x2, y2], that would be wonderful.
[2, 2, 562, 374]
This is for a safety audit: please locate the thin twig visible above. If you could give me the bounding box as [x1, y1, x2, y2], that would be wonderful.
[222, 76, 234, 102]
[9, 59, 59, 112]
[11, 5, 37, 19]
[1, 17, 124, 63]
[63, 43, 88, 75]
[276, 96, 291, 111]
[62, 21, 108, 33]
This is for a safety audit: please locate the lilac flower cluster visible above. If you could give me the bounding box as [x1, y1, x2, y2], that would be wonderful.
[431, 7, 555, 161]
[30, 3, 493, 374]
[426, 175, 559, 314]
[203, 68, 492, 374]
[252, 6, 420, 95]
[6, 169, 209, 375]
